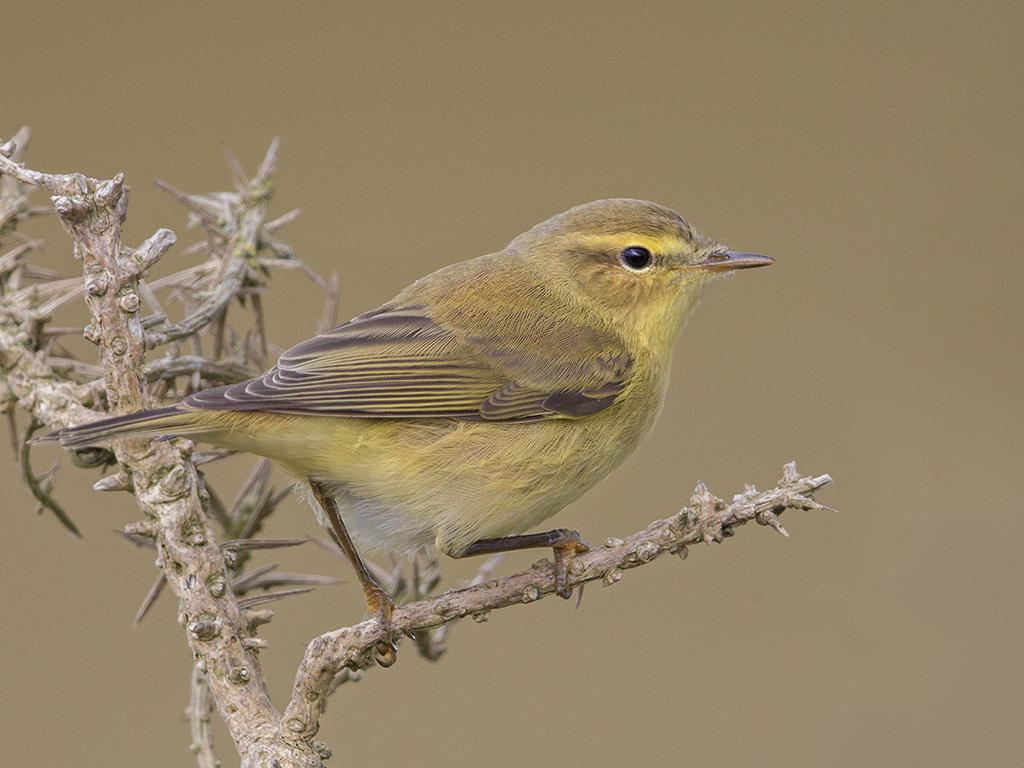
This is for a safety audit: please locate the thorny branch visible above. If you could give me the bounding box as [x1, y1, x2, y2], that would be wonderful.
[0, 128, 835, 768]
[0, 128, 327, 767]
[282, 464, 833, 740]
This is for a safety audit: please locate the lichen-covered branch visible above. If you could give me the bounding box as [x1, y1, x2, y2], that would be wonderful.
[0, 131, 315, 767]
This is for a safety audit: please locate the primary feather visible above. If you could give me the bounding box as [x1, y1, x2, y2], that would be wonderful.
[185, 301, 631, 421]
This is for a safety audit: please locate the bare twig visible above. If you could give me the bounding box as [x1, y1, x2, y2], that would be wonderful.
[49, 354, 254, 388]
[0, 135, 309, 767]
[0, 127, 37, 235]
[237, 587, 315, 609]
[232, 564, 339, 594]
[19, 420, 79, 536]
[221, 537, 310, 552]
[134, 573, 167, 625]
[282, 464, 833, 741]
[187, 665, 220, 768]
[0, 239, 41, 279]
[227, 458, 273, 527]
[317, 272, 340, 334]
[135, 228, 177, 274]
[413, 551, 505, 661]
[141, 215, 256, 348]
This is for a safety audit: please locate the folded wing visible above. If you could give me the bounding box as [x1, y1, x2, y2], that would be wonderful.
[184, 305, 631, 422]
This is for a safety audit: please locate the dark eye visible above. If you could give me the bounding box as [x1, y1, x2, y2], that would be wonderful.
[620, 246, 652, 271]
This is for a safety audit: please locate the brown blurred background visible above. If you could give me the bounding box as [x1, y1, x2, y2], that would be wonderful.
[3, 2, 1021, 766]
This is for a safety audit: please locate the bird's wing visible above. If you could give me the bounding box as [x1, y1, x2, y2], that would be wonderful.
[184, 305, 631, 421]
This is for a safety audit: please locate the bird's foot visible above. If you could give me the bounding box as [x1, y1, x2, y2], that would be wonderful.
[458, 527, 590, 600]
[365, 585, 398, 667]
[551, 529, 589, 599]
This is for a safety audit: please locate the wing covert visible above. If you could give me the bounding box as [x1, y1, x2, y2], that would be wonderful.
[184, 304, 631, 421]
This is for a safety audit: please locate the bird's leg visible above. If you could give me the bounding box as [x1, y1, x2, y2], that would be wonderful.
[457, 528, 590, 599]
[309, 480, 398, 667]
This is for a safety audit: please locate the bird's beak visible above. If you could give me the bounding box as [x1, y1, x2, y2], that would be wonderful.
[693, 251, 774, 273]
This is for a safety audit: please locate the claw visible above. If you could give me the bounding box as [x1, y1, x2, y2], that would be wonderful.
[374, 637, 398, 667]
[366, 585, 399, 668]
[552, 533, 589, 600]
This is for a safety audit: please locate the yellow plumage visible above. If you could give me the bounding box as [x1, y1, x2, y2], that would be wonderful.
[50, 198, 771, 647]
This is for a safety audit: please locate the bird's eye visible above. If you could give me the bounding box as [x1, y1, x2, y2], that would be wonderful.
[620, 246, 652, 271]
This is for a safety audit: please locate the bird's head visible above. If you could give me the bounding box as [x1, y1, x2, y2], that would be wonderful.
[511, 198, 772, 352]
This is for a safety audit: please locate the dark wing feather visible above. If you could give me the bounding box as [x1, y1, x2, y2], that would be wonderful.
[185, 305, 630, 421]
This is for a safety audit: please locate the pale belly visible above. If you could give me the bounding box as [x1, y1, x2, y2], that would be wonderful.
[301, 396, 662, 557]
[209, 368, 670, 559]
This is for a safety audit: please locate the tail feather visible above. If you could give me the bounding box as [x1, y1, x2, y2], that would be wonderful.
[38, 405, 218, 448]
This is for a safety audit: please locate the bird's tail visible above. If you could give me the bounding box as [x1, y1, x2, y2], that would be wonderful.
[35, 405, 220, 448]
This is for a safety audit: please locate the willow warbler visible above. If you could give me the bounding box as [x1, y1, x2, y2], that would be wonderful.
[50, 199, 771, 655]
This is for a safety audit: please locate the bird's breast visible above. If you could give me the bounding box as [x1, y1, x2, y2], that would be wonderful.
[303, 355, 671, 556]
